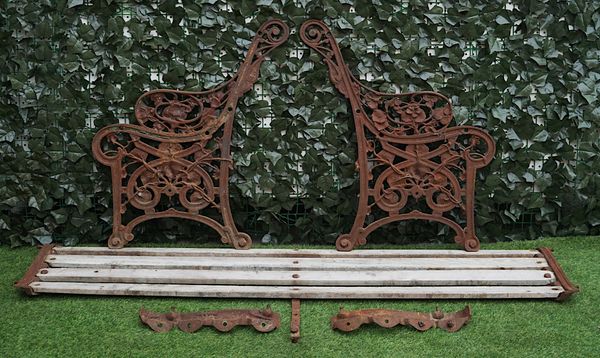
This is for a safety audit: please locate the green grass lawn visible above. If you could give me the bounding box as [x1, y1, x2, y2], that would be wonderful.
[1, 236, 599, 358]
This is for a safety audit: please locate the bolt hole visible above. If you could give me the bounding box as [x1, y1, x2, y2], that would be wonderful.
[222, 321, 228, 326]
[355, 109, 361, 113]
[384, 319, 389, 324]
[346, 322, 351, 326]
[49, 258, 56, 260]
[227, 106, 233, 111]
[292, 261, 299, 264]
[261, 322, 266, 327]
[292, 274, 299, 278]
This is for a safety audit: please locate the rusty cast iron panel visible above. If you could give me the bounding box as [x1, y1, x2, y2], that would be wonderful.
[92, 20, 289, 249]
[331, 306, 472, 333]
[300, 20, 496, 252]
[139, 306, 280, 333]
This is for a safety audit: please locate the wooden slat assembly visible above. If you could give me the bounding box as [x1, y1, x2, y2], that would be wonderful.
[17, 246, 578, 300]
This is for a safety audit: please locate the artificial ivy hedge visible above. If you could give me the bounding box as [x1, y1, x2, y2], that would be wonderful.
[1, 0, 599, 246]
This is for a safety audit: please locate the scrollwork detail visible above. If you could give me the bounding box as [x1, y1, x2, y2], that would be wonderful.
[301, 19, 496, 252]
[93, 19, 290, 249]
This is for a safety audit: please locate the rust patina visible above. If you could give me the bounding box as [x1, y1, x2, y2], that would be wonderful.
[290, 298, 301, 343]
[300, 20, 495, 252]
[331, 306, 472, 333]
[139, 306, 280, 333]
[92, 20, 289, 249]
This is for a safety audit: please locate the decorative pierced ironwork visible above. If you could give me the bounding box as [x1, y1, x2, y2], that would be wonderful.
[300, 20, 495, 252]
[93, 19, 289, 249]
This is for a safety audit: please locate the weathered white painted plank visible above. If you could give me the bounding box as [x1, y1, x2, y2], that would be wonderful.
[54, 247, 540, 258]
[29, 282, 563, 299]
[37, 268, 555, 286]
[45, 255, 549, 271]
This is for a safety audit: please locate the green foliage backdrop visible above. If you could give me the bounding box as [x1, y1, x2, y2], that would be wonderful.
[1, 0, 599, 247]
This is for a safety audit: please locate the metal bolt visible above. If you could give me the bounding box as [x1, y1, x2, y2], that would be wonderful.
[418, 321, 424, 327]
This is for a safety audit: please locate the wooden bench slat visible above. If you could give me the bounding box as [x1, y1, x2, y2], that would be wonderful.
[28, 282, 563, 299]
[46, 255, 549, 271]
[53, 247, 540, 258]
[37, 268, 555, 286]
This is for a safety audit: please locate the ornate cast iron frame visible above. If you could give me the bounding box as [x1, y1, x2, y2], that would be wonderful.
[300, 20, 496, 252]
[93, 20, 289, 249]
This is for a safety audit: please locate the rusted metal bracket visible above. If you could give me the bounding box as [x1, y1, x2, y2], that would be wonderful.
[139, 306, 280, 333]
[300, 20, 495, 252]
[92, 19, 289, 249]
[14, 244, 55, 295]
[331, 306, 471, 333]
[537, 247, 579, 301]
[290, 298, 301, 343]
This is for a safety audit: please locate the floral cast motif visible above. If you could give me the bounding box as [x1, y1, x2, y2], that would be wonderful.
[300, 19, 496, 252]
[363, 92, 454, 136]
[92, 19, 289, 249]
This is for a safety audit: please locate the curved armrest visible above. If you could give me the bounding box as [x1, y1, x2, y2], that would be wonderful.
[92, 124, 209, 166]
[133, 19, 289, 134]
[300, 20, 455, 137]
[134, 84, 234, 134]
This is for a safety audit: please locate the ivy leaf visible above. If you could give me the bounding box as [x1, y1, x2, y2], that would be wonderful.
[507, 173, 520, 183]
[337, 17, 353, 30]
[532, 130, 549, 142]
[492, 107, 509, 122]
[495, 15, 510, 25]
[67, 0, 84, 8]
